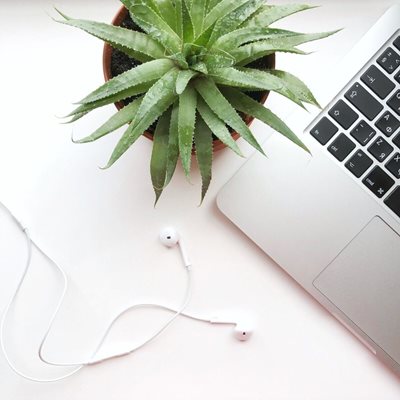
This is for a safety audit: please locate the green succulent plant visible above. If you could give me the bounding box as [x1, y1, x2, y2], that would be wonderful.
[57, 0, 337, 204]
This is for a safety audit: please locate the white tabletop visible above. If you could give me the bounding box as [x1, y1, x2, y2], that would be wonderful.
[1, 0, 400, 398]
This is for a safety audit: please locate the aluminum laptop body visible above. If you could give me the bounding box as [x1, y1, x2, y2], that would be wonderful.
[217, 5, 400, 375]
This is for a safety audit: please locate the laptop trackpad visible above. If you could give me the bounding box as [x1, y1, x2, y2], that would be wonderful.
[313, 217, 400, 362]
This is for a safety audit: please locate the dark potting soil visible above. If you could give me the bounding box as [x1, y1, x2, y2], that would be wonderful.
[110, 12, 271, 135]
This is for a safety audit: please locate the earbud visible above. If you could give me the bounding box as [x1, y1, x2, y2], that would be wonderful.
[233, 321, 255, 342]
[159, 227, 180, 247]
[160, 227, 191, 268]
[210, 314, 256, 342]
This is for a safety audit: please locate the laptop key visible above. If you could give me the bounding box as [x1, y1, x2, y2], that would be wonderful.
[345, 150, 373, 178]
[368, 136, 394, 162]
[375, 111, 400, 137]
[394, 133, 400, 149]
[385, 153, 400, 179]
[384, 186, 400, 218]
[377, 47, 400, 74]
[361, 65, 395, 99]
[310, 117, 338, 145]
[350, 120, 376, 145]
[328, 133, 356, 161]
[396, 71, 400, 84]
[387, 90, 400, 116]
[345, 83, 383, 120]
[329, 100, 358, 129]
[363, 166, 395, 198]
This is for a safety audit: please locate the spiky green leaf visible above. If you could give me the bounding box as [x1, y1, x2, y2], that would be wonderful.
[66, 81, 155, 119]
[231, 30, 338, 65]
[203, 0, 250, 31]
[190, 0, 207, 38]
[208, 0, 266, 46]
[178, 85, 198, 177]
[78, 59, 174, 104]
[176, 70, 198, 94]
[267, 69, 320, 107]
[232, 41, 306, 66]
[197, 98, 242, 156]
[213, 28, 294, 51]
[207, 0, 219, 12]
[55, 15, 164, 62]
[194, 116, 213, 203]
[105, 68, 179, 168]
[210, 67, 283, 92]
[74, 96, 143, 143]
[127, 4, 182, 53]
[151, 109, 172, 204]
[154, 0, 177, 29]
[182, 0, 195, 43]
[174, 0, 183, 38]
[222, 87, 310, 153]
[241, 4, 317, 28]
[165, 102, 180, 185]
[194, 78, 264, 155]
[233, 68, 306, 108]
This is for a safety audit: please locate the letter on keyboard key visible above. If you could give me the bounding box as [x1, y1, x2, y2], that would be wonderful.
[328, 133, 356, 161]
[363, 166, 395, 198]
[310, 117, 338, 145]
[375, 111, 400, 137]
[329, 100, 358, 130]
[385, 153, 400, 179]
[384, 186, 400, 218]
[368, 136, 394, 162]
[377, 47, 400, 74]
[345, 150, 373, 178]
[361, 65, 395, 99]
[345, 83, 383, 120]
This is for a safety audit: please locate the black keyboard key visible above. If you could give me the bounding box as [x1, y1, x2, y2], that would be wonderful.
[385, 153, 400, 179]
[394, 36, 400, 51]
[394, 133, 400, 149]
[368, 136, 394, 162]
[329, 100, 358, 130]
[396, 71, 400, 84]
[375, 111, 400, 137]
[345, 82, 383, 120]
[363, 166, 395, 198]
[377, 47, 400, 74]
[328, 133, 356, 162]
[387, 90, 400, 116]
[384, 186, 400, 218]
[361, 65, 395, 99]
[350, 120, 376, 145]
[345, 150, 373, 178]
[310, 117, 338, 145]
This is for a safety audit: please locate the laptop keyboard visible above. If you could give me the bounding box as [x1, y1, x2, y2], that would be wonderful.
[309, 32, 400, 220]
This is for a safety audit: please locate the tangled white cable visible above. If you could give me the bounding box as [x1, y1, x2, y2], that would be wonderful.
[0, 204, 255, 383]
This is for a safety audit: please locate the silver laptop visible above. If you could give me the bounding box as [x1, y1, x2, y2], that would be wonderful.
[217, 5, 400, 375]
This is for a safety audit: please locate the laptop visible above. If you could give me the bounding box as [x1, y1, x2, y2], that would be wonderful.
[217, 5, 400, 375]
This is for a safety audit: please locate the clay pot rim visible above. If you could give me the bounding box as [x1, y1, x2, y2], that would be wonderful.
[102, 5, 276, 152]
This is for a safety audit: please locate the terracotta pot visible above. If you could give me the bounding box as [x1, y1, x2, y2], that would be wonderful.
[103, 6, 276, 151]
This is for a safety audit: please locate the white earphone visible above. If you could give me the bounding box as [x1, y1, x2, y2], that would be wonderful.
[0, 204, 256, 383]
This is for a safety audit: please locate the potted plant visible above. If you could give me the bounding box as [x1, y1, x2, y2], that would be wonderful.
[56, 0, 336, 203]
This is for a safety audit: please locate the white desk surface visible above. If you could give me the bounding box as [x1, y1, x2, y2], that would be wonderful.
[1, 0, 400, 398]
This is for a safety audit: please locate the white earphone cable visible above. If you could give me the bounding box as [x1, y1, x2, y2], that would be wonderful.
[0, 201, 195, 382]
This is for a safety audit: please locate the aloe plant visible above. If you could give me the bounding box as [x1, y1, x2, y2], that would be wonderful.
[57, 0, 337, 204]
